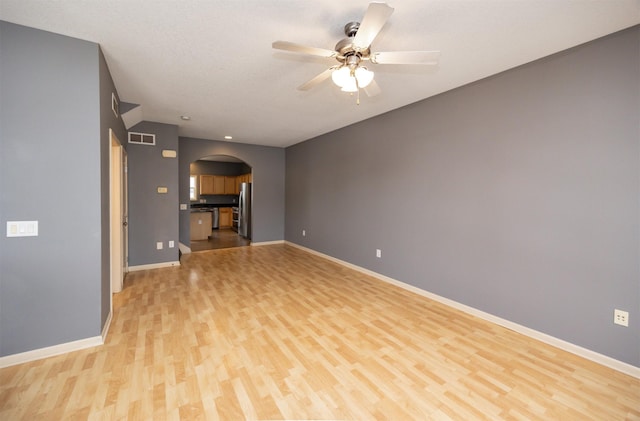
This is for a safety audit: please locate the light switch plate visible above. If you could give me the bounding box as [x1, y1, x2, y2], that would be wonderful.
[7, 221, 38, 237]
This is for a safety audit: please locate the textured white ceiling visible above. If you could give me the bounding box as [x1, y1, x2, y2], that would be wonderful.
[1, 1, 638, 147]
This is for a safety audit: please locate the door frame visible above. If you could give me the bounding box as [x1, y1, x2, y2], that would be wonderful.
[109, 129, 128, 298]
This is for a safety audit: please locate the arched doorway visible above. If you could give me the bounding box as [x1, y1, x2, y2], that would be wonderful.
[188, 154, 252, 252]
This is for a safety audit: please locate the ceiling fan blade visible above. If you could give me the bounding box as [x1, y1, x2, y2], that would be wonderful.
[297, 67, 336, 91]
[272, 41, 337, 58]
[363, 79, 381, 97]
[352, 2, 394, 50]
[372, 50, 441, 65]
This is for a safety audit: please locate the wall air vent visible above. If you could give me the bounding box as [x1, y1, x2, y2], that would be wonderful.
[128, 132, 156, 146]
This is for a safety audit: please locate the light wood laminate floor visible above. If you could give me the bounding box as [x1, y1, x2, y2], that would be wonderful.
[190, 228, 249, 252]
[1, 245, 638, 420]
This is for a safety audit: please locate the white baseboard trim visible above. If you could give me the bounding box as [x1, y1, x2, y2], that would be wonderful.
[251, 240, 285, 247]
[285, 241, 640, 379]
[179, 242, 191, 254]
[0, 336, 104, 369]
[128, 261, 180, 272]
[101, 310, 112, 343]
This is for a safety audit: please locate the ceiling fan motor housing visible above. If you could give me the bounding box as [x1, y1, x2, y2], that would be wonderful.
[335, 21, 371, 63]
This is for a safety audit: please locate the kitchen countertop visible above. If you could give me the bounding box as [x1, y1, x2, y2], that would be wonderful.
[190, 204, 236, 211]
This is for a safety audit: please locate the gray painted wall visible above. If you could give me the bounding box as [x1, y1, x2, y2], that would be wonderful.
[0, 22, 122, 355]
[127, 121, 180, 266]
[179, 137, 285, 247]
[285, 27, 640, 366]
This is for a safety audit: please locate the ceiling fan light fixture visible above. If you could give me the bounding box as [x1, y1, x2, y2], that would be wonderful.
[273, 2, 440, 99]
[331, 66, 351, 88]
[340, 78, 359, 92]
[332, 65, 374, 92]
[355, 67, 374, 88]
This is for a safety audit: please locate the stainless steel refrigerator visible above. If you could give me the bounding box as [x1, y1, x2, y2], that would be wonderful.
[238, 182, 251, 239]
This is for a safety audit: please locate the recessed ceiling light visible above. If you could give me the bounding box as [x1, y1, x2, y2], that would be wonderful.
[224, 135, 233, 140]
[180, 115, 191, 121]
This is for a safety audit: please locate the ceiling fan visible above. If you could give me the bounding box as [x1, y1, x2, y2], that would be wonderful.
[272, 2, 440, 103]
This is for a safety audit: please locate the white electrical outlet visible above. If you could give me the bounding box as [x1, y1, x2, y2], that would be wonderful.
[156, 242, 163, 250]
[169, 241, 175, 248]
[376, 249, 382, 258]
[302, 230, 306, 237]
[614, 309, 629, 327]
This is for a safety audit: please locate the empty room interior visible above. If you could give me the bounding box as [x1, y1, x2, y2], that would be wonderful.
[1, 1, 639, 419]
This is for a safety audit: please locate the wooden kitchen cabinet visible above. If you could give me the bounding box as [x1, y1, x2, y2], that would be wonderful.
[199, 174, 244, 195]
[224, 176, 237, 194]
[235, 173, 252, 193]
[190, 212, 212, 240]
[213, 176, 226, 194]
[200, 175, 225, 195]
[219, 207, 232, 228]
[199, 175, 215, 195]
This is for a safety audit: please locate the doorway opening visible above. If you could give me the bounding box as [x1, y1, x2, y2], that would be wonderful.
[189, 154, 252, 252]
[109, 129, 128, 295]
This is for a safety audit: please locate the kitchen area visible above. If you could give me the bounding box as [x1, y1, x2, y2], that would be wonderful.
[189, 157, 252, 252]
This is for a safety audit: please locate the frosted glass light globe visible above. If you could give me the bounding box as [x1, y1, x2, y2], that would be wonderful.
[355, 67, 374, 88]
[332, 65, 374, 92]
[331, 67, 351, 87]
